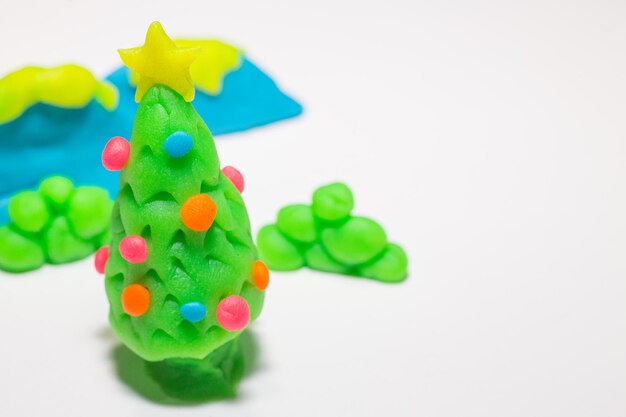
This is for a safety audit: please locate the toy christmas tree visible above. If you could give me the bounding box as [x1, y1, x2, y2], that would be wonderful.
[98, 22, 268, 401]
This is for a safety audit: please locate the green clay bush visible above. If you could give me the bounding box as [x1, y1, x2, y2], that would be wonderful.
[257, 182, 408, 283]
[0, 176, 112, 273]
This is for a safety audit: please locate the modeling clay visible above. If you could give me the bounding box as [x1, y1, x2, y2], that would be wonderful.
[94, 245, 110, 274]
[130, 39, 241, 96]
[102, 22, 266, 400]
[107, 49, 303, 137]
[0, 65, 117, 124]
[102, 136, 131, 170]
[257, 183, 409, 283]
[0, 51, 301, 225]
[221, 166, 244, 193]
[0, 176, 113, 273]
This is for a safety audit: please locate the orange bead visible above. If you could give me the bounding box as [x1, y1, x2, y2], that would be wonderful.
[180, 194, 217, 231]
[122, 284, 150, 316]
[253, 260, 269, 290]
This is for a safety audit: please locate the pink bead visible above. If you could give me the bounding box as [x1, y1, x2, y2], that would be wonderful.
[102, 136, 130, 171]
[94, 245, 110, 274]
[119, 236, 148, 264]
[222, 166, 244, 193]
[216, 295, 250, 331]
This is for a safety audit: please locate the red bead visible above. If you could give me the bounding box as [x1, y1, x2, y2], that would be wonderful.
[119, 236, 148, 263]
[222, 166, 244, 193]
[94, 245, 110, 274]
[102, 136, 130, 171]
[216, 295, 250, 331]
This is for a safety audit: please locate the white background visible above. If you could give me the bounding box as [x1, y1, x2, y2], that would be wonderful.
[0, 0, 624, 416]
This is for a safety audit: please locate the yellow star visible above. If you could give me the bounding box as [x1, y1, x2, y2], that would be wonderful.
[118, 21, 199, 102]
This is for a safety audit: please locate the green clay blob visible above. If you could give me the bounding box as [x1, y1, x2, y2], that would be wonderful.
[0, 226, 45, 273]
[304, 244, 349, 274]
[256, 224, 304, 271]
[359, 243, 409, 283]
[312, 182, 354, 222]
[0, 176, 114, 273]
[257, 182, 409, 283]
[321, 217, 387, 265]
[45, 217, 98, 264]
[66, 186, 113, 239]
[104, 85, 265, 362]
[277, 204, 317, 244]
[8, 191, 50, 233]
[39, 176, 74, 209]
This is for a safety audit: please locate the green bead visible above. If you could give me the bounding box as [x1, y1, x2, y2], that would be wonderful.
[0, 226, 45, 273]
[8, 191, 50, 233]
[276, 204, 317, 243]
[305, 244, 348, 274]
[39, 176, 74, 210]
[45, 217, 96, 264]
[257, 225, 304, 271]
[321, 216, 387, 265]
[66, 186, 113, 240]
[312, 182, 354, 222]
[358, 243, 408, 283]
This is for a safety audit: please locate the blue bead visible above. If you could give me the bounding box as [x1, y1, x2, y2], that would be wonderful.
[164, 131, 193, 158]
[181, 302, 207, 323]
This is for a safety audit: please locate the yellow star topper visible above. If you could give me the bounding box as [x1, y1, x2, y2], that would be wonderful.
[118, 21, 199, 102]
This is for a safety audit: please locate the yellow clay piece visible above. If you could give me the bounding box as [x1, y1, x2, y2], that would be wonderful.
[179, 39, 241, 96]
[119, 21, 199, 102]
[129, 39, 241, 96]
[0, 64, 118, 124]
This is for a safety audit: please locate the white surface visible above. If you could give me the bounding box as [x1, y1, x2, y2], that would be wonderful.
[0, 1, 624, 416]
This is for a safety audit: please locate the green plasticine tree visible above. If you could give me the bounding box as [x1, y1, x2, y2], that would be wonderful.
[100, 22, 268, 401]
[104, 84, 266, 359]
[257, 182, 409, 283]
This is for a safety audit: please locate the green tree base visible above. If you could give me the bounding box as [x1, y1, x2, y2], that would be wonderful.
[113, 331, 258, 404]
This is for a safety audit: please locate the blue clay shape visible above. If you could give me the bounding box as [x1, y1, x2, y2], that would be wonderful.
[0, 57, 302, 225]
[181, 302, 207, 323]
[164, 131, 193, 157]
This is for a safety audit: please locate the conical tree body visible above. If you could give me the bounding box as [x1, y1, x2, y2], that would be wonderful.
[105, 85, 264, 361]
